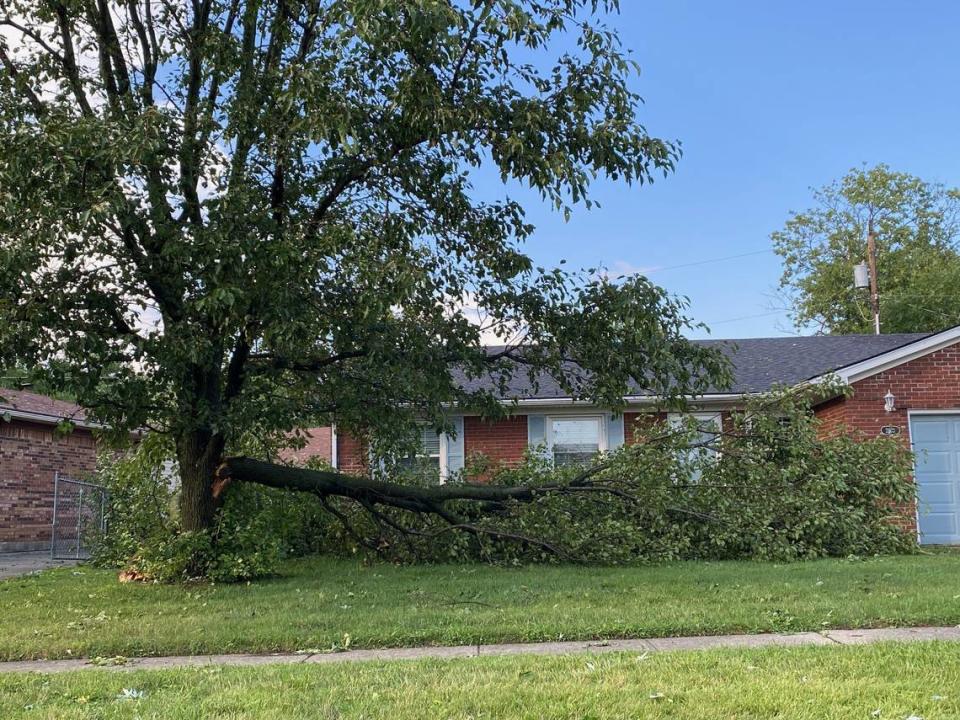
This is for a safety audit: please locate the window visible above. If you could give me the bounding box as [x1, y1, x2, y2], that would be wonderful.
[399, 425, 443, 471]
[549, 416, 604, 467]
[668, 412, 722, 480]
[373, 422, 458, 485]
[691, 413, 722, 457]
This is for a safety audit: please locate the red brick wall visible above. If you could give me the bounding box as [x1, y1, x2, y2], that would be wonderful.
[335, 432, 369, 475]
[814, 342, 960, 440]
[0, 419, 98, 550]
[281, 427, 333, 465]
[814, 397, 848, 438]
[624, 412, 664, 444]
[464, 415, 528, 470]
[278, 426, 363, 473]
[812, 340, 960, 534]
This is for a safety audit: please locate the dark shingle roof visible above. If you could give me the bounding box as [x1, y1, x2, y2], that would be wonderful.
[694, 333, 930, 394]
[0, 388, 88, 423]
[459, 333, 931, 400]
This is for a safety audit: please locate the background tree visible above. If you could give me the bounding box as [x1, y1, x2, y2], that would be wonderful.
[0, 1, 728, 536]
[772, 164, 960, 334]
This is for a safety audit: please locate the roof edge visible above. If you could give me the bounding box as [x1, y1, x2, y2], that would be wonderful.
[1, 407, 101, 430]
[488, 393, 761, 409]
[810, 324, 960, 386]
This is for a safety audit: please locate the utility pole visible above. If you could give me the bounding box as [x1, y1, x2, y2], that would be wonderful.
[866, 217, 880, 335]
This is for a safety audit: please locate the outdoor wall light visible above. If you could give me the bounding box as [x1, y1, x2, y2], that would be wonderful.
[884, 390, 896, 413]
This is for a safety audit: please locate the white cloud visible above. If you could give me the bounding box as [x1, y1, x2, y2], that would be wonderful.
[449, 291, 527, 347]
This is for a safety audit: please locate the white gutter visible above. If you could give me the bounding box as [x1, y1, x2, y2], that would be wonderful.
[0, 407, 102, 430]
[504, 393, 755, 408]
[626, 393, 753, 405]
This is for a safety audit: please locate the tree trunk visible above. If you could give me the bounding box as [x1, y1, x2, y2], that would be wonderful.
[177, 430, 224, 531]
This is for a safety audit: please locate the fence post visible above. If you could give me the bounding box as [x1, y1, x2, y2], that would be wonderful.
[50, 471, 59, 560]
[76, 486, 84, 560]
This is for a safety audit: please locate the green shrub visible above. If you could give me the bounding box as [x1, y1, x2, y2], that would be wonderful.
[95, 382, 917, 582]
[316, 383, 917, 565]
[92, 433, 176, 570]
[122, 530, 214, 583]
[93, 438, 333, 583]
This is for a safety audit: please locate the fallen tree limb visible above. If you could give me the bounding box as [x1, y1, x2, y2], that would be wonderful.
[215, 456, 633, 559]
[217, 456, 608, 505]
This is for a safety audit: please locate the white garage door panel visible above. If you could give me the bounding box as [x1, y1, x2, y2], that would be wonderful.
[912, 414, 960, 545]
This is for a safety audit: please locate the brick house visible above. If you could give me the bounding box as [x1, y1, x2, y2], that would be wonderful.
[306, 327, 960, 546]
[0, 389, 99, 552]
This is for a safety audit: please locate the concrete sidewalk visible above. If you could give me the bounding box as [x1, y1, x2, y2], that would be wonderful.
[0, 552, 78, 580]
[2, 626, 960, 674]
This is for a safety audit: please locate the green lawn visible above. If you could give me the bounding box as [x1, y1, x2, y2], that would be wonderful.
[1, 643, 958, 718]
[2, 553, 960, 661]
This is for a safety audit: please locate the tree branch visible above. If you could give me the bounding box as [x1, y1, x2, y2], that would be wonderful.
[220, 456, 631, 506]
[249, 349, 368, 372]
[0, 46, 45, 116]
[218, 456, 577, 559]
[42, 3, 95, 116]
[178, 0, 215, 225]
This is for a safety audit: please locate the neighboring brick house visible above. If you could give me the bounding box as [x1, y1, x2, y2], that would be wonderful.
[284, 426, 333, 466]
[0, 389, 99, 552]
[303, 327, 960, 546]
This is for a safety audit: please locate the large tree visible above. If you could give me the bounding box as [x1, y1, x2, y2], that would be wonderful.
[773, 164, 960, 334]
[0, 0, 727, 534]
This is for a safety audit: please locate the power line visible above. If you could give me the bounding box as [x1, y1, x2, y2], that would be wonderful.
[705, 290, 960, 331]
[665, 247, 960, 330]
[645, 246, 960, 328]
[705, 309, 791, 325]
[645, 248, 774, 274]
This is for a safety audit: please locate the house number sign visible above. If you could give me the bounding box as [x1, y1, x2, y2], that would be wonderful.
[880, 426, 901, 437]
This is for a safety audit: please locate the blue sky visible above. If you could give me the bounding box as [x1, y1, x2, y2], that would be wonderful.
[475, 1, 960, 339]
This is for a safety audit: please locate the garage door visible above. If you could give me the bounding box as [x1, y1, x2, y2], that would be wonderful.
[911, 414, 960, 545]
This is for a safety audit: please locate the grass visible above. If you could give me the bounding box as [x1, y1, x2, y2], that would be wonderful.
[2, 553, 960, 661]
[1, 643, 960, 718]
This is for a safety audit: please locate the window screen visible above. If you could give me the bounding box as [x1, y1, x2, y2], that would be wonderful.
[399, 426, 442, 469]
[551, 417, 601, 467]
[420, 426, 441, 462]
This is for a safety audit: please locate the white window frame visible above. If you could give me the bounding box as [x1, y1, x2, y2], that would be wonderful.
[410, 426, 449, 483]
[374, 426, 450, 484]
[419, 426, 444, 463]
[438, 432, 449, 484]
[546, 414, 607, 465]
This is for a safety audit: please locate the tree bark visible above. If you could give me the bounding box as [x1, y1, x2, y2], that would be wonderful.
[218, 456, 614, 508]
[177, 431, 224, 531]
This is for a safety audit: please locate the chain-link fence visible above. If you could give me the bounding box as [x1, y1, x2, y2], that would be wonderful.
[51, 473, 107, 560]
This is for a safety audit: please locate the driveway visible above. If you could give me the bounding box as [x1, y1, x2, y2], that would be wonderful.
[0, 552, 78, 580]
